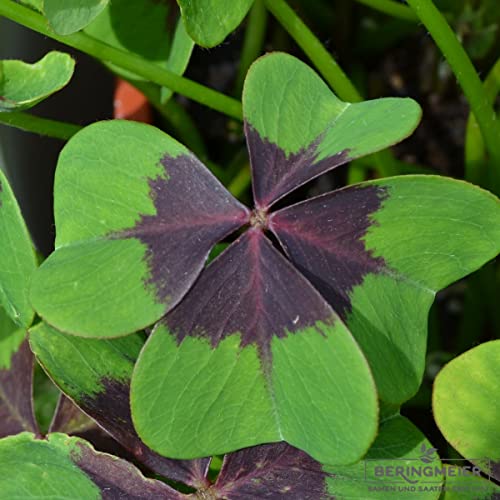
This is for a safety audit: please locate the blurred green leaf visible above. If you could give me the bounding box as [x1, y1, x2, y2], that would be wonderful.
[433, 340, 500, 480]
[0, 52, 74, 112]
[43, 0, 109, 35]
[177, 0, 254, 47]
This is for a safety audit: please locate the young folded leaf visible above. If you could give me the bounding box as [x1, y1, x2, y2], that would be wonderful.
[0, 432, 181, 498]
[131, 229, 378, 465]
[0, 51, 74, 112]
[30, 120, 249, 336]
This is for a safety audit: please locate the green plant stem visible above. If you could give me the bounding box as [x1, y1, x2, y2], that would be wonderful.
[353, 0, 417, 22]
[0, 0, 242, 120]
[346, 160, 367, 184]
[162, 99, 208, 160]
[234, 0, 268, 96]
[131, 80, 208, 161]
[225, 147, 253, 196]
[130, 82, 228, 181]
[228, 164, 251, 198]
[0, 112, 81, 140]
[264, 0, 361, 102]
[465, 58, 500, 189]
[357, 155, 435, 174]
[406, 0, 500, 174]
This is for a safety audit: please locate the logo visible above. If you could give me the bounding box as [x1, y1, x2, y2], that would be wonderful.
[359, 444, 495, 495]
[418, 444, 438, 464]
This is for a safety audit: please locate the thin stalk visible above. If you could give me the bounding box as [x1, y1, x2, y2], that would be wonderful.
[132, 81, 230, 181]
[346, 160, 367, 184]
[264, 0, 361, 102]
[234, 0, 268, 96]
[465, 57, 500, 189]
[131, 82, 228, 180]
[0, 112, 81, 140]
[357, 155, 435, 175]
[226, 147, 251, 180]
[353, 0, 417, 22]
[0, 0, 242, 120]
[132, 80, 208, 161]
[162, 99, 208, 160]
[226, 148, 253, 198]
[406, 0, 500, 173]
[228, 164, 251, 198]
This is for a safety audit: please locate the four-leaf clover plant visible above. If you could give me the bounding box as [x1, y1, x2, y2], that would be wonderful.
[30, 53, 500, 465]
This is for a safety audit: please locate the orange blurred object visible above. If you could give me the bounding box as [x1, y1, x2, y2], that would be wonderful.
[113, 79, 152, 123]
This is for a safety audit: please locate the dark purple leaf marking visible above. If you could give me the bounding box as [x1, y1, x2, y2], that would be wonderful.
[162, 229, 335, 365]
[270, 185, 388, 319]
[71, 441, 183, 500]
[245, 124, 350, 209]
[0, 339, 39, 438]
[211, 442, 331, 499]
[118, 153, 250, 306]
[79, 378, 210, 488]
